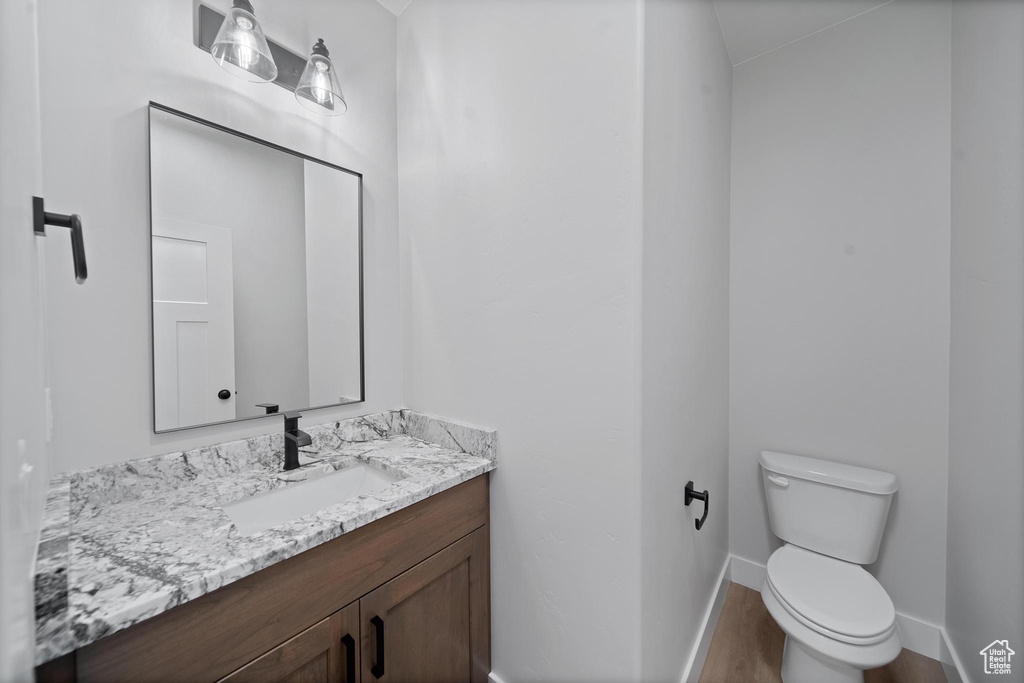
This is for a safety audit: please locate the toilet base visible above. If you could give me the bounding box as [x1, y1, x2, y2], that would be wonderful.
[781, 636, 863, 683]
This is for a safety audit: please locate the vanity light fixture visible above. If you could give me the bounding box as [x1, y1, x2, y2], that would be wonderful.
[197, 4, 348, 115]
[210, 0, 278, 83]
[295, 39, 347, 116]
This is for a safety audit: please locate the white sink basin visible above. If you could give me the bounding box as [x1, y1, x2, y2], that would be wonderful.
[224, 463, 399, 536]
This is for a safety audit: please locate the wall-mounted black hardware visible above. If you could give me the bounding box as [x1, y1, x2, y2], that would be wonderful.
[197, 4, 307, 93]
[281, 411, 311, 471]
[341, 633, 356, 683]
[370, 615, 385, 678]
[33, 197, 87, 284]
[217, 389, 232, 400]
[685, 481, 710, 531]
[256, 403, 279, 414]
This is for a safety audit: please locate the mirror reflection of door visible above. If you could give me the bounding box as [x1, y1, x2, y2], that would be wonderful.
[152, 218, 236, 431]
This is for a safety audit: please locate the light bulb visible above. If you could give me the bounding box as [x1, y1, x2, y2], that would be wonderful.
[295, 39, 347, 115]
[312, 67, 332, 104]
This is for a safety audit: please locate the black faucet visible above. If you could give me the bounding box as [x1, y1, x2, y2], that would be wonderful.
[282, 411, 312, 471]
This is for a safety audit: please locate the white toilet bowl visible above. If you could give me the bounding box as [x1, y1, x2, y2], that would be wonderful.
[758, 451, 902, 683]
[761, 545, 901, 683]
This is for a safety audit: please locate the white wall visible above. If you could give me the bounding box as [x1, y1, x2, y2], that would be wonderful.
[948, 1, 1024, 677]
[729, 0, 951, 624]
[398, 0, 644, 679]
[0, 0, 48, 676]
[640, 0, 732, 680]
[36, 0, 400, 471]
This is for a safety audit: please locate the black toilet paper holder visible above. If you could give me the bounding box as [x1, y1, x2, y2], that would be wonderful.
[685, 481, 709, 531]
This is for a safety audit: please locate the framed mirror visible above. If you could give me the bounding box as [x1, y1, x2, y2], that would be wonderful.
[148, 102, 363, 433]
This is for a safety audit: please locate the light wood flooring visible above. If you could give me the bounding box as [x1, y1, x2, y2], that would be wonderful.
[699, 583, 947, 683]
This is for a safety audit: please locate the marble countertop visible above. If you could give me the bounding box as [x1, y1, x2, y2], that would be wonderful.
[34, 410, 496, 665]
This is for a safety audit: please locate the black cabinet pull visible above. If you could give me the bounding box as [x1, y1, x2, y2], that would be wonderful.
[685, 481, 710, 531]
[33, 196, 87, 284]
[218, 389, 232, 400]
[341, 633, 356, 683]
[371, 615, 385, 678]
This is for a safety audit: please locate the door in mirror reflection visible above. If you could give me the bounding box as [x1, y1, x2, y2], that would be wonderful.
[152, 218, 237, 429]
[149, 104, 363, 432]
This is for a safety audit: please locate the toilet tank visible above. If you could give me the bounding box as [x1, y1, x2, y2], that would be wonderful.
[760, 451, 898, 564]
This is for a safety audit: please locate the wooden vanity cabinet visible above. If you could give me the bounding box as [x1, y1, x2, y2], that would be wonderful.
[46, 475, 490, 683]
[219, 526, 490, 683]
[359, 527, 489, 683]
[220, 603, 359, 683]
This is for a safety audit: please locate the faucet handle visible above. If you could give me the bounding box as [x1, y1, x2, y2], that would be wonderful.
[282, 411, 304, 434]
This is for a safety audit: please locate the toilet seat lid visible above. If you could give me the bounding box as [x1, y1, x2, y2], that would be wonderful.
[766, 545, 895, 639]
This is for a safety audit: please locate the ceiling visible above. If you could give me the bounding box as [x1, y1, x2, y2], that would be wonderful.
[713, 0, 893, 65]
[374, 0, 412, 16]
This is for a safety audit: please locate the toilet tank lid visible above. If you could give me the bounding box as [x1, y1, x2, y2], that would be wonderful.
[760, 451, 898, 495]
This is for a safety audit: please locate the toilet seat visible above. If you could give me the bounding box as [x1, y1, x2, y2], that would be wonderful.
[766, 545, 896, 644]
[761, 545, 902, 672]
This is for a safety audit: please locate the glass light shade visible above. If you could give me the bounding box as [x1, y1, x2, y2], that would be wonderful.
[210, 1, 278, 83]
[295, 40, 347, 115]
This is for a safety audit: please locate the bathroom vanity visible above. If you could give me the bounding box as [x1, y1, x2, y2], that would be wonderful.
[34, 410, 496, 682]
[32, 101, 502, 682]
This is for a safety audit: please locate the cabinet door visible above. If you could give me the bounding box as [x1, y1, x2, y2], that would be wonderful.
[221, 602, 360, 683]
[360, 526, 490, 683]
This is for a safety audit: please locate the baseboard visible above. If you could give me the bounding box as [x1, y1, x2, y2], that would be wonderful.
[939, 629, 970, 683]
[729, 554, 766, 591]
[727, 555, 947, 661]
[894, 612, 946, 661]
[488, 672, 506, 683]
[680, 557, 732, 683]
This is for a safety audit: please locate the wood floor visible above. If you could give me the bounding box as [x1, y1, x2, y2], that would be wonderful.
[699, 583, 947, 683]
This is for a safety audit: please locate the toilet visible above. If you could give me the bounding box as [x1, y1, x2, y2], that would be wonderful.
[759, 450, 902, 683]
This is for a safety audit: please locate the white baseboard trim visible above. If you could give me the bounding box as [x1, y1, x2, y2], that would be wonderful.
[488, 672, 506, 683]
[729, 554, 766, 591]
[680, 557, 732, 683]
[726, 555, 949, 662]
[894, 612, 945, 661]
[939, 628, 970, 683]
